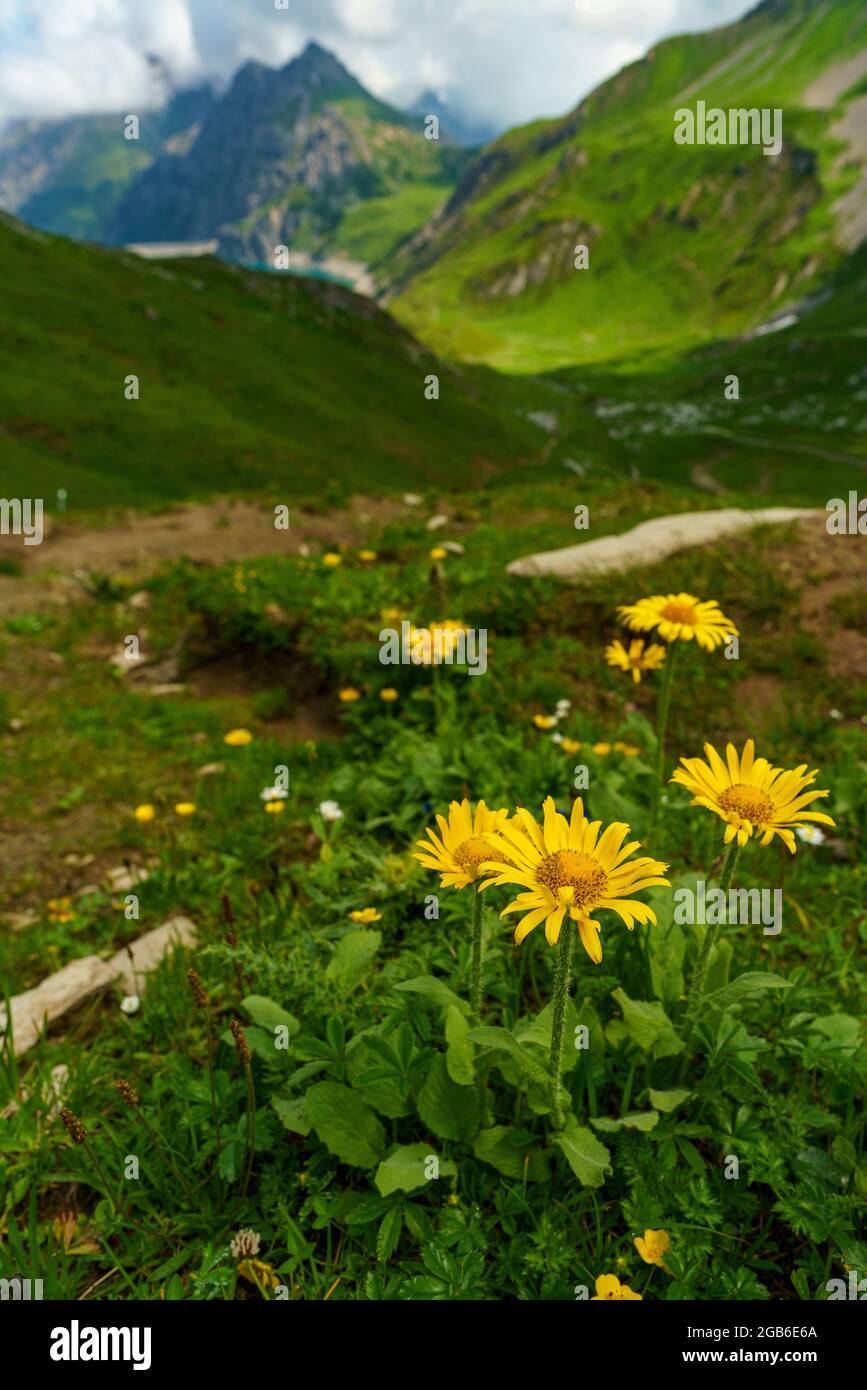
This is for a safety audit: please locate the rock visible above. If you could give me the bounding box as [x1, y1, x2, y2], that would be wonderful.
[129, 591, 152, 610]
[105, 864, 149, 891]
[426, 514, 449, 531]
[146, 683, 187, 696]
[507, 507, 822, 580]
[196, 761, 225, 777]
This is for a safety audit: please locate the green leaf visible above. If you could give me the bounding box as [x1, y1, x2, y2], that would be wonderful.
[808, 1014, 861, 1055]
[417, 1054, 480, 1142]
[374, 1143, 456, 1197]
[394, 975, 470, 1015]
[591, 1111, 659, 1133]
[610, 988, 682, 1059]
[467, 1026, 551, 1085]
[346, 1039, 412, 1119]
[376, 1206, 403, 1263]
[242, 995, 300, 1036]
[473, 1126, 549, 1182]
[271, 1095, 310, 1136]
[445, 1005, 475, 1085]
[515, 1001, 580, 1073]
[553, 1116, 611, 1187]
[305, 1081, 385, 1168]
[704, 971, 792, 1012]
[648, 1087, 691, 1113]
[325, 930, 381, 992]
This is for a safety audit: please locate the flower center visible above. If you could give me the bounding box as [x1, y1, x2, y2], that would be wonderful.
[454, 836, 506, 875]
[535, 849, 609, 909]
[718, 783, 775, 824]
[661, 600, 698, 626]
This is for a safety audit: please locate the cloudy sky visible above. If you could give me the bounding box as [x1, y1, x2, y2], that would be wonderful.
[0, 0, 754, 131]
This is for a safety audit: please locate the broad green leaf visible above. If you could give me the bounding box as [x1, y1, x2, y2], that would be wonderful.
[515, 1001, 580, 1073]
[467, 1026, 550, 1085]
[394, 975, 470, 1015]
[808, 1014, 860, 1055]
[417, 1054, 480, 1142]
[473, 1126, 549, 1182]
[704, 971, 792, 1012]
[375, 1143, 456, 1197]
[611, 988, 682, 1059]
[305, 1081, 385, 1168]
[554, 1116, 611, 1188]
[242, 995, 299, 1036]
[591, 1110, 659, 1133]
[325, 929, 381, 991]
[648, 1087, 691, 1113]
[445, 1004, 475, 1085]
[346, 1040, 412, 1119]
[376, 1206, 403, 1263]
[271, 1095, 310, 1136]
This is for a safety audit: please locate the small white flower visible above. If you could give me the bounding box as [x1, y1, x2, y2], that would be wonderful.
[120, 994, 141, 1015]
[260, 786, 289, 801]
[829, 708, 843, 720]
[403, 493, 423, 507]
[318, 800, 344, 822]
[551, 732, 564, 745]
[556, 699, 572, 716]
[230, 1228, 262, 1260]
[796, 825, 826, 846]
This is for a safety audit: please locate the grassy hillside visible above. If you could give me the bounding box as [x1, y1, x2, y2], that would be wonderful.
[0, 214, 550, 508]
[389, 0, 867, 370]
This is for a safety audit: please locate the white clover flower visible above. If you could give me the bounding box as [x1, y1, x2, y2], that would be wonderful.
[230, 1229, 261, 1260]
[318, 800, 344, 822]
[829, 708, 843, 721]
[260, 786, 289, 801]
[796, 825, 826, 846]
[551, 732, 564, 745]
[120, 994, 141, 1015]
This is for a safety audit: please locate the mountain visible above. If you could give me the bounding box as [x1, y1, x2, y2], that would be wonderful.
[407, 90, 501, 148]
[0, 212, 546, 508]
[386, 0, 867, 370]
[108, 43, 467, 272]
[0, 84, 215, 242]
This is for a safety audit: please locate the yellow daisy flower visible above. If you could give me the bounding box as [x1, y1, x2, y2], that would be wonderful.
[561, 737, 583, 754]
[635, 1229, 671, 1266]
[134, 803, 156, 823]
[224, 729, 253, 746]
[380, 688, 399, 702]
[264, 801, 285, 815]
[614, 741, 641, 757]
[359, 550, 377, 562]
[350, 908, 382, 923]
[592, 742, 611, 756]
[592, 1274, 642, 1300]
[237, 1258, 280, 1291]
[429, 547, 448, 561]
[413, 799, 511, 890]
[174, 802, 196, 816]
[618, 592, 738, 651]
[671, 738, 834, 854]
[605, 637, 667, 684]
[323, 553, 342, 568]
[338, 687, 361, 702]
[533, 714, 558, 730]
[47, 897, 74, 924]
[479, 796, 669, 963]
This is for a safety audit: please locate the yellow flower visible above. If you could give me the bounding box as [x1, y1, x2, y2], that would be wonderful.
[671, 738, 834, 853]
[618, 592, 737, 651]
[224, 729, 253, 746]
[380, 688, 399, 702]
[479, 796, 669, 963]
[605, 637, 667, 684]
[359, 549, 377, 562]
[614, 741, 641, 757]
[134, 804, 156, 823]
[429, 547, 447, 561]
[408, 621, 469, 665]
[592, 1274, 642, 1301]
[635, 1229, 671, 1266]
[561, 738, 582, 754]
[414, 799, 511, 890]
[350, 908, 382, 923]
[381, 607, 404, 623]
[174, 802, 196, 816]
[237, 1258, 280, 1291]
[533, 714, 558, 730]
[47, 897, 74, 924]
[264, 801, 285, 815]
[338, 687, 361, 703]
[323, 553, 343, 567]
[592, 742, 611, 756]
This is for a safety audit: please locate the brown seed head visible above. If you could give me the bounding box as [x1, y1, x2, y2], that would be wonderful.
[230, 1017, 251, 1066]
[60, 1107, 87, 1144]
[221, 893, 235, 926]
[187, 967, 208, 1008]
[115, 1079, 140, 1109]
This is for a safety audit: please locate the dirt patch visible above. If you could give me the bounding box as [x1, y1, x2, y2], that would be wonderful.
[777, 517, 867, 681]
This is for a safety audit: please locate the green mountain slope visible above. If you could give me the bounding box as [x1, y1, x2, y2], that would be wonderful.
[388, 0, 867, 370]
[0, 214, 545, 508]
[109, 44, 465, 273]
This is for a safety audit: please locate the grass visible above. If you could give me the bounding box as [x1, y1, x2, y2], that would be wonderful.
[0, 479, 864, 1301]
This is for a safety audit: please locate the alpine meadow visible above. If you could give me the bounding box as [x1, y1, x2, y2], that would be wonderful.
[0, 0, 865, 1339]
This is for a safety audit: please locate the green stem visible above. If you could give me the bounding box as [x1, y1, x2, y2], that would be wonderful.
[470, 889, 484, 1021]
[679, 840, 741, 1077]
[651, 643, 678, 829]
[549, 918, 575, 1131]
[240, 1064, 256, 1200]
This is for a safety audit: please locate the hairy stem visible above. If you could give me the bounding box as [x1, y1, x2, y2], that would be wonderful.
[549, 919, 575, 1131]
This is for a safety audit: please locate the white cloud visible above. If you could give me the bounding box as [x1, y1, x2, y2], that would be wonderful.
[0, 0, 754, 129]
